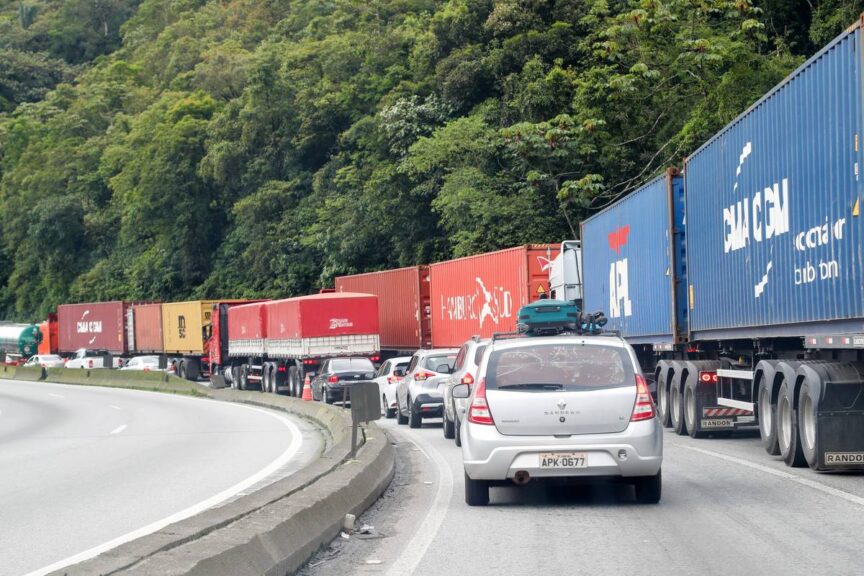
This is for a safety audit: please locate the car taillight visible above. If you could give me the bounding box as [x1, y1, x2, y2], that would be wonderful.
[414, 370, 435, 382]
[467, 378, 494, 425]
[699, 371, 718, 384]
[328, 375, 338, 383]
[387, 376, 400, 384]
[460, 373, 474, 386]
[370, 355, 380, 362]
[631, 374, 655, 422]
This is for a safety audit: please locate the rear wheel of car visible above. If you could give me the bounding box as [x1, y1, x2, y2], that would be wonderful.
[464, 472, 489, 506]
[397, 397, 408, 425]
[443, 412, 455, 439]
[384, 395, 396, 419]
[634, 469, 662, 504]
[408, 397, 421, 429]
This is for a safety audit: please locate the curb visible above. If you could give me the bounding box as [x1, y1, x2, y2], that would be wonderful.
[1, 371, 394, 575]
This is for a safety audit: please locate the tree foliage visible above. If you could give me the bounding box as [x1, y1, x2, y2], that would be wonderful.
[0, 0, 857, 319]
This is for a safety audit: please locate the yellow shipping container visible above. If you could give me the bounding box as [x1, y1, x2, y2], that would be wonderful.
[161, 300, 218, 354]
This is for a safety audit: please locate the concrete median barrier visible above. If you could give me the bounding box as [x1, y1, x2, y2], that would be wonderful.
[5, 372, 394, 576]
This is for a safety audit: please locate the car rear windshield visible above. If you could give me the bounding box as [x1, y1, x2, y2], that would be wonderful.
[331, 358, 375, 372]
[485, 343, 634, 391]
[423, 354, 456, 371]
[473, 345, 488, 366]
[395, 362, 409, 372]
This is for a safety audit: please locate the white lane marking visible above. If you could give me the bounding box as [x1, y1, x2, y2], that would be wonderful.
[47, 393, 64, 399]
[23, 403, 304, 576]
[110, 425, 127, 435]
[681, 444, 864, 508]
[108, 405, 122, 411]
[384, 429, 454, 576]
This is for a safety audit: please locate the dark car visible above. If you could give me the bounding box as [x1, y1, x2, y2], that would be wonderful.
[311, 357, 377, 405]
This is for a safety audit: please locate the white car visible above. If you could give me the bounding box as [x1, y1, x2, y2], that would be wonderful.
[373, 357, 412, 418]
[120, 356, 162, 371]
[23, 354, 66, 368]
[396, 349, 459, 428]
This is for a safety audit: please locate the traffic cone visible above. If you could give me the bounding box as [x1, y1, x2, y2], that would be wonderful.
[302, 374, 313, 401]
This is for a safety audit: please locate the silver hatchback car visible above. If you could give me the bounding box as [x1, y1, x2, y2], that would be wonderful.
[454, 334, 662, 506]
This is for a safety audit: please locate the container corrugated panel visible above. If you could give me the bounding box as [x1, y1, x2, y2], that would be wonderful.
[581, 173, 684, 344]
[684, 21, 864, 339]
[429, 244, 556, 347]
[131, 303, 163, 353]
[58, 302, 128, 353]
[161, 301, 218, 354]
[227, 302, 267, 357]
[335, 266, 430, 350]
[265, 293, 379, 341]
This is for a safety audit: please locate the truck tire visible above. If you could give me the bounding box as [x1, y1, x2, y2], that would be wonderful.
[656, 363, 673, 428]
[464, 472, 489, 506]
[670, 372, 687, 436]
[757, 377, 780, 456]
[777, 380, 805, 467]
[178, 360, 187, 380]
[288, 366, 300, 397]
[184, 358, 200, 381]
[240, 365, 249, 391]
[262, 363, 272, 393]
[798, 376, 820, 470]
[684, 380, 704, 439]
[634, 469, 662, 504]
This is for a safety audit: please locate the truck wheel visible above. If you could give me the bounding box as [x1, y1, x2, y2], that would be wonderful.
[684, 382, 703, 439]
[798, 377, 820, 470]
[777, 381, 805, 467]
[656, 369, 671, 428]
[262, 363, 272, 393]
[185, 359, 200, 381]
[634, 469, 662, 504]
[758, 379, 780, 455]
[178, 360, 187, 380]
[464, 471, 489, 506]
[408, 397, 422, 429]
[240, 365, 249, 391]
[287, 366, 299, 397]
[670, 373, 687, 436]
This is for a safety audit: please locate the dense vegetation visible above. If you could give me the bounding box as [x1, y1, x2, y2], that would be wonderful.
[0, 0, 860, 320]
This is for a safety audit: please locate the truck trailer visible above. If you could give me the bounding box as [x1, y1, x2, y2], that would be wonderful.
[579, 18, 864, 472]
[335, 266, 431, 356]
[225, 292, 380, 396]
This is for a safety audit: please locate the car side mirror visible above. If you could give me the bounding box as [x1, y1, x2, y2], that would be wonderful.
[393, 369, 404, 377]
[452, 384, 471, 399]
[436, 364, 452, 374]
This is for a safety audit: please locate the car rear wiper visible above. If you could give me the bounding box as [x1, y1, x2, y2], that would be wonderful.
[496, 383, 564, 390]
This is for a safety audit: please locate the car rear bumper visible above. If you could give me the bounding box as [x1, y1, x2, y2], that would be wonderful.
[413, 392, 443, 416]
[462, 419, 662, 480]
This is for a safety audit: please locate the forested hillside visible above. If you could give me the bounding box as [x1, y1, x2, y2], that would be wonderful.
[0, 0, 860, 320]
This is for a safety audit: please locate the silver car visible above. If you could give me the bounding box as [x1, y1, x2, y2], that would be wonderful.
[454, 334, 662, 506]
[443, 338, 488, 445]
[396, 348, 458, 428]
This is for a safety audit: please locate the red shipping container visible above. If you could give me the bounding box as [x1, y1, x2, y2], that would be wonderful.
[58, 302, 129, 353]
[131, 303, 163, 353]
[265, 293, 379, 340]
[228, 302, 268, 341]
[429, 245, 556, 347]
[335, 266, 431, 351]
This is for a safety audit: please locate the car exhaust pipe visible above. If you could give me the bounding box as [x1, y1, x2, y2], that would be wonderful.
[513, 470, 531, 485]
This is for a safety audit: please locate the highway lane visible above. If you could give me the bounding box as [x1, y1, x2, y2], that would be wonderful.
[301, 418, 864, 576]
[0, 380, 323, 576]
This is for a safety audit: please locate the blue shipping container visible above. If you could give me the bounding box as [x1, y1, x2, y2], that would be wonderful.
[684, 19, 864, 339]
[581, 170, 686, 344]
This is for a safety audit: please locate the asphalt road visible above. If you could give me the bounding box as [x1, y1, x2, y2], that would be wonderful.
[301, 417, 864, 576]
[0, 380, 323, 576]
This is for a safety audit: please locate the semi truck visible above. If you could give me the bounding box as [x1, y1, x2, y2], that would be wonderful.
[225, 292, 380, 396]
[570, 18, 864, 472]
[0, 322, 42, 363]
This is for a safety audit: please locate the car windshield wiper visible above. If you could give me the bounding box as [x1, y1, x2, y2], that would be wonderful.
[496, 383, 564, 390]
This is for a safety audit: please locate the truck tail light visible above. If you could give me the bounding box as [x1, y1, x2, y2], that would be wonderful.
[303, 359, 318, 366]
[278, 366, 286, 373]
[698, 371, 718, 384]
[467, 378, 494, 425]
[370, 355, 380, 362]
[328, 375, 339, 383]
[414, 370, 435, 382]
[631, 374, 655, 422]
[460, 373, 474, 386]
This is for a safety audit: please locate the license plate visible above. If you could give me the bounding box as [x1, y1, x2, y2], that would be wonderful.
[539, 452, 587, 468]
